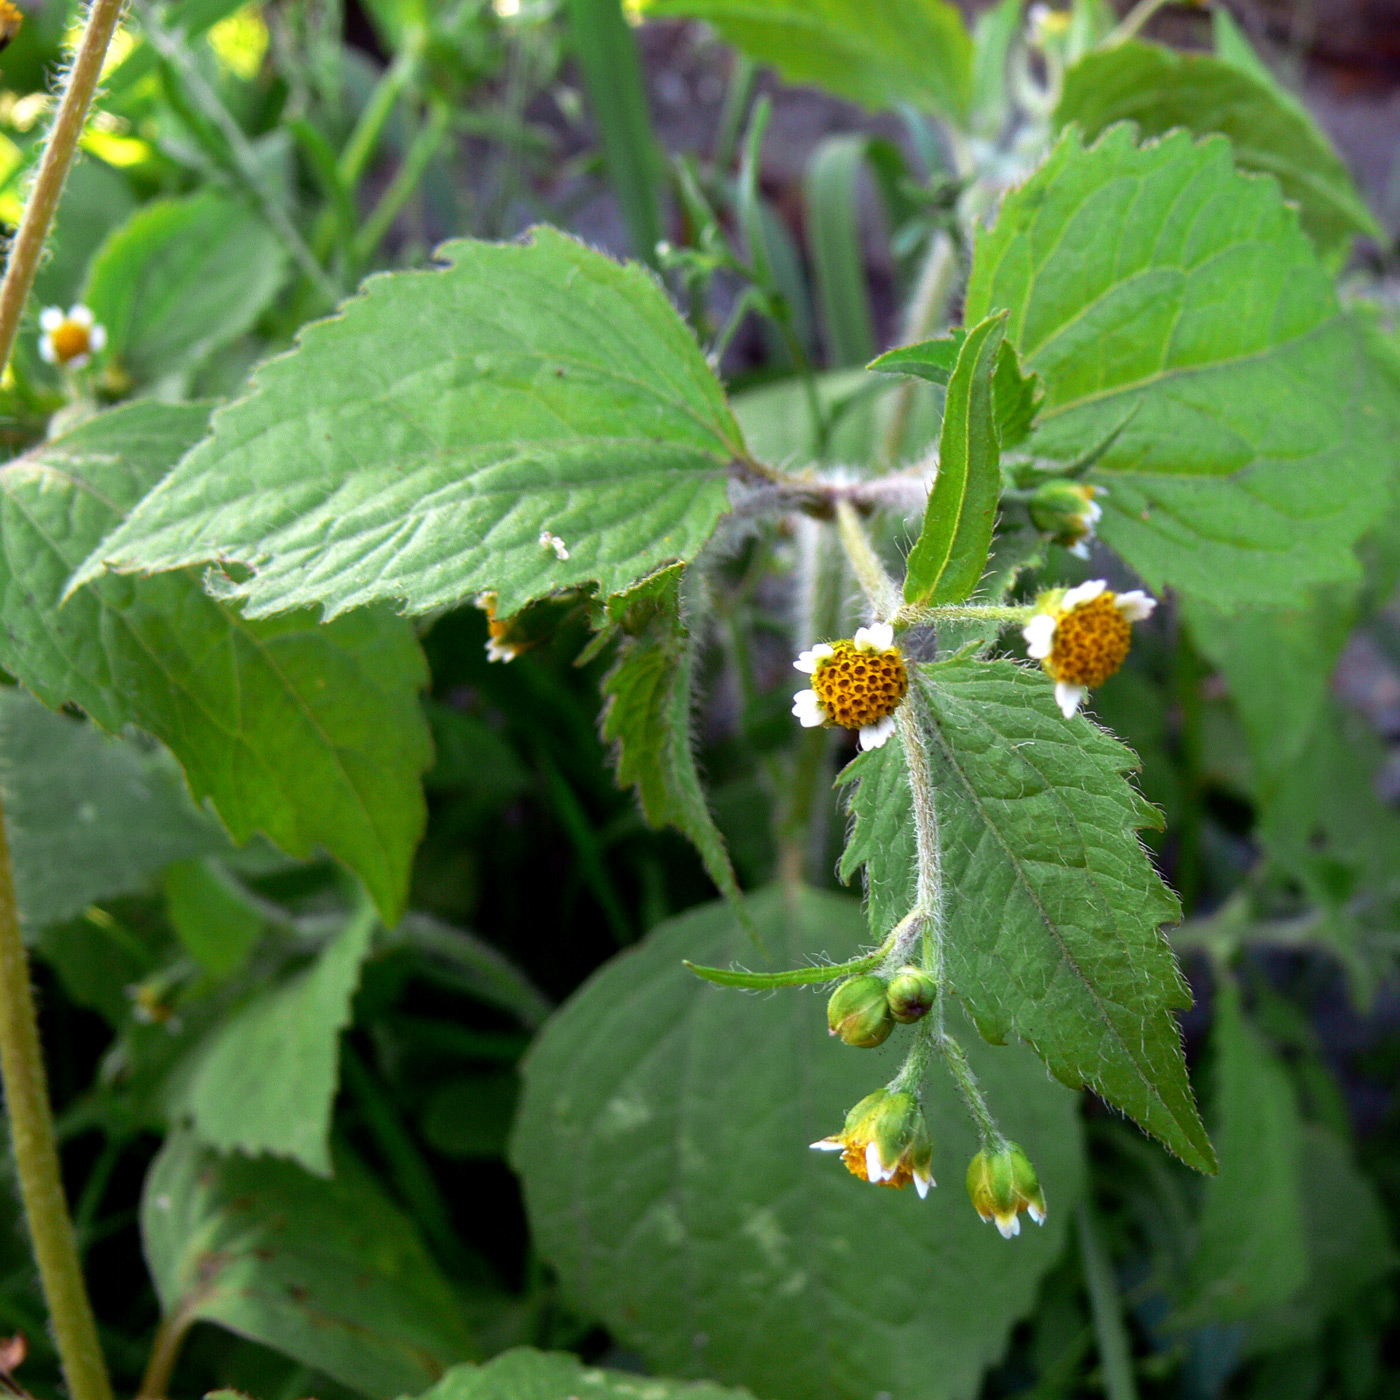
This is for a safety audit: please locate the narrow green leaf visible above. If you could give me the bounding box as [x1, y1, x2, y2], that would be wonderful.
[180, 903, 374, 1175]
[600, 569, 743, 910]
[512, 885, 1086, 1400]
[1172, 982, 1307, 1328]
[143, 1129, 478, 1399]
[0, 400, 432, 921]
[904, 311, 1006, 605]
[639, 0, 974, 122]
[74, 228, 745, 620]
[869, 331, 964, 386]
[1055, 42, 1382, 262]
[0, 691, 226, 929]
[682, 949, 881, 988]
[841, 661, 1214, 1173]
[405, 1352, 756, 1400]
[805, 135, 877, 368]
[82, 189, 289, 386]
[563, 0, 663, 262]
[967, 126, 1397, 604]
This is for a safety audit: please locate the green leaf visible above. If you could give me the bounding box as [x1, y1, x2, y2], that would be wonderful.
[75, 228, 745, 620]
[600, 569, 743, 909]
[841, 660, 1214, 1173]
[179, 903, 374, 1175]
[1172, 982, 1307, 1327]
[639, 0, 973, 121]
[512, 885, 1086, 1400]
[0, 399, 431, 921]
[1054, 42, 1381, 263]
[405, 1352, 757, 1400]
[143, 1128, 478, 1399]
[0, 690, 227, 929]
[966, 126, 1396, 605]
[805, 135, 878, 367]
[903, 312, 1006, 605]
[82, 189, 289, 386]
[164, 857, 264, 978]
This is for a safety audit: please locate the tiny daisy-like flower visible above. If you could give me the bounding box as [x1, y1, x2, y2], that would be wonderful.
[792, 622, 907, 751]
[38, 305, 106, 368]
[811, 1089, 934, 1199]
[966, 1143, 1047, 1239]
[1022, 579, 1155, 718]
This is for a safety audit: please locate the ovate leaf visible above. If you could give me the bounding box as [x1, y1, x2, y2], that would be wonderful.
[599, 570, 742, 907]
[1172, 982, 1307, 1327]
[179, 905, 374, 1175]
[407, 1352, 756, 1400]
[0, 400, 431, 921]
[75, 228, 745, 619]
[143, 1129, 478, 1399]
[0, 691, 226, 929]
[82, 189, 289, 386]
[966, 126, 1395, 604]
[513, 886, 1086, 1400]
[639, 0, 973, 123]
[1055, 42, 1381, 262]
[903, 312, 1006, 605]
[841, 660, 1213, 1172]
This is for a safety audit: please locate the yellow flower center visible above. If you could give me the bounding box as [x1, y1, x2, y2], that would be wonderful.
[839, 1143, 915, 1191]
[1045, 593, 1132, 689]
[50, 320, 92, 363]
[812, 641, 908, 730]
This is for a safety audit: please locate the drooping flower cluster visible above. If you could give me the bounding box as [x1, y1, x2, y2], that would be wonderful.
[792, 622, 907, 751]
[38, 304, 106, 369]
[1022, 579, 1155, 717]
[811, 1089, 934, 1199]
[966, 1143, 1047, 1239]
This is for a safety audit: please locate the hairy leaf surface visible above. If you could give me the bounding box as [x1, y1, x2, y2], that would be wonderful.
[0, 400, 431, 920]
[180, 906, 374, 1174]
[513, 886, 1085, 1400]
[408, 1352, 755, 1400]
[640, 0, 973, 121]
[143, 1130, 477, 1399]
[76, 228, 744, 618]
[966, 126, 1395, 603]
[904, 312, 1006, 605]
[0, 691, 226, 928]
[1056, 43, 1381, 261]
[841, 660, 1212, 1172]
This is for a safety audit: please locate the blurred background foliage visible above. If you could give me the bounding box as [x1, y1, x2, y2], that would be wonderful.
[0, 1, 1397, 1399]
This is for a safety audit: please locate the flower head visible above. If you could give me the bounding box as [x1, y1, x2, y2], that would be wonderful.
[885, 966, 937, 1024]
[826, 974, 894, 1048]
[811, 1089, 934, 1198]
[1029, 480, 1102, 559]
[1022, 580, 1155, 717]
[792, 622, 907, 751]
[0, 1, 23, 51]
[38, 304, 106, 368]
[966, 1143, 1046, 1238]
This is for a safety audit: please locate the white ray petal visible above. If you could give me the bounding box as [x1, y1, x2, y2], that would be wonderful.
[853, 622, 894, 652]
[1055, 682, 1085, 718]
[1114, 589, 1156, 622]
[792, 690, 825, 727]
[793, 643, 834, 674]
[1022, 613, 1057, 659]
[859, 715, 897, 750]
[1061, 579, 1106, 611]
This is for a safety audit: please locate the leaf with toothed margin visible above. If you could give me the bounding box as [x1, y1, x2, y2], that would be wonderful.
[512, 884, 1086, 1400]
[840, 659, 1214, 1173]
[70, 227, 747, 620]
[0, 399, 430, 922]
[406, 1352, 758, 1400]
[965, 125, 1396, 605]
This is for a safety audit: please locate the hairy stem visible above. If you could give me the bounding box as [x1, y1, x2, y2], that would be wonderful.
[938, 1031, 1007, 1152]
[0, 789, 113, 1400]
[137, 1310, 193, 1400]
[0, 0, 125, 375]
[834, 499, 899, 619]
[895, 602, 1033, 627]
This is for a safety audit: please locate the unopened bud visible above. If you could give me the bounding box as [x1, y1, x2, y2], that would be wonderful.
[966, 1143, 1047, 1239]
[886, 966, 937, 1023]
[1029, 480, 1102, 558]
[826, 975, 894, 1048]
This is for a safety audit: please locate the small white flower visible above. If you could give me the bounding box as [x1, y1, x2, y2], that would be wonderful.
[539, 529, 569, 561]
[793, 643, 834, 674]
[485, 637, 518, 663]
[1054, 681, 1086, 718]
[1114, 589, 1156, 623]
[858, 715, 897, 751]
[38, 303, 105, 368]
[996, 1214, 1022, 1240]
[852, 622, 895, 652]
[809, 1137, 844, 1153]
[1060, 578, 1106, 611]
[1022, 612, 1057, 660]
[792, 690, 825, 728]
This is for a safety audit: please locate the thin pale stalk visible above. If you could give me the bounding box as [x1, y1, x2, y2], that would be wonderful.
[1104, 0, 1174, 45]
[137, 1310, 193, 1400]
[938, 1032, 1007, 1151]
[834, 499, 899, 619]
[896, 602, 1033, 627]
[0, 0, 125, 375]
[351, 100, 449, 272]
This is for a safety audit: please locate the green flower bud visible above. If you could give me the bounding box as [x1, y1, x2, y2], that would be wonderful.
[886, 966, 937, 1023]
[966, 1142, 1047, 1238]
[826, 975, 894, 1048]
[1029, 480, 1102, 558]
[811, 1088, 935, 1197]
